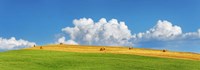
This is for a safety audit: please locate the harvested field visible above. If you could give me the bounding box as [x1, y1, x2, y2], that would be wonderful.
[26, 44, 200, 61]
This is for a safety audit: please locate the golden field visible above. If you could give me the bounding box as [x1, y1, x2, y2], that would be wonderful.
[26, 44, 200, 61]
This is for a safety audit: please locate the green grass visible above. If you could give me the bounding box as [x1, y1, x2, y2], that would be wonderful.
[0, 50, 199, 70]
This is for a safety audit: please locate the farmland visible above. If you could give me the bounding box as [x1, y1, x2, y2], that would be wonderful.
[0, 44, 199, 70]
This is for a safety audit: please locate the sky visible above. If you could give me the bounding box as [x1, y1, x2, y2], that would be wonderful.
[0, 0, 200, 53]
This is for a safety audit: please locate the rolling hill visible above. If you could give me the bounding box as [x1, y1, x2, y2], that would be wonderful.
[28, 44, 200, 60]
[0, 44, 199, 70]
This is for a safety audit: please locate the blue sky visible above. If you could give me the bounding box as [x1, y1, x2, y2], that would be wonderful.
[0, 0, 200, 52]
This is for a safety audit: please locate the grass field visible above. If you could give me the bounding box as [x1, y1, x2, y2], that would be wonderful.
[0, 49, 200, 70]
[0, 44, 200, 70]
[0, 50, 200, 70]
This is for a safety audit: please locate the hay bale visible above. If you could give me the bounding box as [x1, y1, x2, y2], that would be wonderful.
[100, 48, 103, 51]
[162, 49, 167, 52]
[129, 47, 133, 50]
[103, 48, 105, 50]
[40, 46, 43, 49]
[100, 48, 105, 51]
[60, 43, 63, 45]
[33, 45, 36, 47]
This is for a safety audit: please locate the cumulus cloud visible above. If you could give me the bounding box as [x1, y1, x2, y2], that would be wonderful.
[58, 18, 200, 52]
[182, 29, 200, 40]
[134, 20, 200, 42]
[0, 37, 36, 51]
[136, 20, 182, 41]
[57, 36, 78, 45]
[133, 20, 200, 52]
[61, 18, 133, 46]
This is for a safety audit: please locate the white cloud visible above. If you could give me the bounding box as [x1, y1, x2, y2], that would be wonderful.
[58, 18, 200, 53]
[136, 20, 182, 41]
[57, 36, 66, 43]
[135, 20, 200, 42]
[132, 20, 200, 53]
[57, 36, 78, 45]
[61, 18, 133, 46]
[182, 29, 200, 39]
[0, 37, 36, 51]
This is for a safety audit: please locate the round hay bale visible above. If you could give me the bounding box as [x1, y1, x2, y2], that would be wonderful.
[129, 47, 133, 50]
[100, 48, 103, 51]
[60, 43, 63, 45]
[162, 49, 167, 52]
[40, 46, 43, 49]
[103, 48, 105, 50]
[100, 48, 105, 51]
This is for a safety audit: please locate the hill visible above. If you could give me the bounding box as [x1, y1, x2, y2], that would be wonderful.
[27, 44, 200, 60]
[0, 50, 200, 70]
[0, 44, 199, 70]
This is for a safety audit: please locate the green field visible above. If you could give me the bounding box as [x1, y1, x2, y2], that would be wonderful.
[0, 50, 199, 70]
